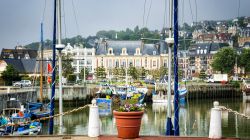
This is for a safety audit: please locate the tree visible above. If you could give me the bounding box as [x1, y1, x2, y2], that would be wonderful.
[159, 66, 168, 77]
[79, 68, 89, 80]
[211, 47, 237, 74]
[199, 69, 207, 80]
[1, 65, 21, 85]
[62, 53, 75, 78]
[138, 67, 146, 79]
[239, 48, 250, 75]
[95, 66, 106, 79]
[128, 65, 138, 80]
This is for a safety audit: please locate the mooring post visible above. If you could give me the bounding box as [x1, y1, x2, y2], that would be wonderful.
[209, 101, 222, 139]
[88, 99, 100, 137]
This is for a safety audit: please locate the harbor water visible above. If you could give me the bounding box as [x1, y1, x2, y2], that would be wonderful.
[40, 98, 250, 138]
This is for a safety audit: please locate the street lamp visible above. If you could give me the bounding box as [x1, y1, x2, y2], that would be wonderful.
[55, 0, 65, 134]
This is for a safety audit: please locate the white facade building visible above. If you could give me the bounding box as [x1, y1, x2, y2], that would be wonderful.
[62, 43, 96, 80]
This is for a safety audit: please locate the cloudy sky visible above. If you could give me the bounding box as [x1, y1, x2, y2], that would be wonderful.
[0, 0, 250, 49]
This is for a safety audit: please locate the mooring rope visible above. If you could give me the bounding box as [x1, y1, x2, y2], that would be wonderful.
[0, 104, 90, 128]
[220, 106, 250, 120]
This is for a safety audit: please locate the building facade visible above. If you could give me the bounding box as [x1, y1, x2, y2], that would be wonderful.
[62, 43, 96, 80]
[188, 43, 227, 76]
[94, 40, 168, 71]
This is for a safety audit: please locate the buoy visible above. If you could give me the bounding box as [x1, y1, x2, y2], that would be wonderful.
[88, 99, 100, 137]
[209, 101, 222, 139]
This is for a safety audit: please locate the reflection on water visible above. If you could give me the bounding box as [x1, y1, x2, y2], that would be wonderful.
[41, 99, 250, 138]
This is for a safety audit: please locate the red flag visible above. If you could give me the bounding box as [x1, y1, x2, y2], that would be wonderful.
[47, 76, 52, 83]
[47, 63, 52, 73]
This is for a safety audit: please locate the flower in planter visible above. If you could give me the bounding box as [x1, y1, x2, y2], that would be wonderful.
[116, 99, 145, 112]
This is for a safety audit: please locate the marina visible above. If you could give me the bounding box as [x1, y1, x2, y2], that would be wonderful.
[30, 98, 249, 138]
[0, 0, 250, 139]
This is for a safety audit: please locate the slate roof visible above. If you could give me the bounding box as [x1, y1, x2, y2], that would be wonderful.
[95, 40, 167, 56]
[189, 43, 226, 56]
[1, 48, 37, 59]
[2, 58, 40, 73]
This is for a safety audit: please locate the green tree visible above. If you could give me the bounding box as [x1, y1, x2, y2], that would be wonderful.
[199, 69, 207, 80]
[239, 48, 250, 75]
[1, 65, 21, 85]
[128, 65, 138, 80]
[62, 53, 75, 78]
[211, 47, 237, 74]
[138, 67, 146, 79]
[95, 66, 106, 79]
[159, 66, 168, 77]
[79, 68, 89, 80]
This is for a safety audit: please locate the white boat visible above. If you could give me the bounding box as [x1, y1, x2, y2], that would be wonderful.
[153, 82, 187, 103]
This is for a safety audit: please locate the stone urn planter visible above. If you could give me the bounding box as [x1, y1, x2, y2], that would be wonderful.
[113, 110, 144, 139]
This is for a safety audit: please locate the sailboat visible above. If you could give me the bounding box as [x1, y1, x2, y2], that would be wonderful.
[153, 75, 188, 103]
[0, 98, 42, 135]
[28, 23, 50, 119]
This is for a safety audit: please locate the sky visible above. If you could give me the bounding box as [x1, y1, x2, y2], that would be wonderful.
[0, 0, 250, 49]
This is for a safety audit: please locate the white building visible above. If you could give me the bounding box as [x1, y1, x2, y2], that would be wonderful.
[62, 43, 96, 80]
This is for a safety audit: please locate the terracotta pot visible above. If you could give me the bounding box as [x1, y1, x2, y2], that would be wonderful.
[113, 110, 144, 139]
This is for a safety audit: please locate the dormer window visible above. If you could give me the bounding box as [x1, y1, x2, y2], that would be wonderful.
[204, 49, 207, 54]
[153, 51, 156, 55]
[9, 54, 14, 59]
[25, 53, 30, 59]
[135, 48, 140, 55]
[122, 48, 127, 55]
[108, 48, 113, 55]
[197, 50, 200, 54]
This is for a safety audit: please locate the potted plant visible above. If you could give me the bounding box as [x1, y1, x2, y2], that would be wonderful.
[113, 100, 144, 139]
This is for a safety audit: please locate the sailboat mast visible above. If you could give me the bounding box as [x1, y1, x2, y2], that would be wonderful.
[57, 0, 64, 131]
[49, 0, 57, 134]
[166, 0, 174, 135]
[173, 0, 179, 136]
[39, 22, 44, 103]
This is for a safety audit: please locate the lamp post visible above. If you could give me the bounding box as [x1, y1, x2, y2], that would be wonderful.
[165, 0, 174, 135]
[55, 0, 65, 134]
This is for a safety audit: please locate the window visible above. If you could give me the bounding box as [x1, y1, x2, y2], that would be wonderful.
[79, 60, 84, 65]
[87, 59, 92, 65]
[108, 48, 113, 55]
[129, 59, 133, 66]
[108, 59, 112, 68]
[115, 60, 119, 67]
[73, 60, 77, 65]
[197, 50, 200, 54]
[136, 59, 140, 67]
[122, 48, 127, 55]
[153, 51, 156, 55]
[163, 60, 167, 67]
[136, 48, 140, 55]
[9, 54, 14, 59]
[122, 59, 126, 67]
[153, 61, 156, 67]
[145, 58, 147, 67]
[87, 52, 92, 56]
[25, 53, 30, 59]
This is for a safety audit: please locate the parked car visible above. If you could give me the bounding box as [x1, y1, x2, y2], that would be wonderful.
[242, 79, 250, 93]
[13, 80, 32, 87]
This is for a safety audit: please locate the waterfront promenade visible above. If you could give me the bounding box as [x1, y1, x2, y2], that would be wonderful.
[0, 135, 241, 140]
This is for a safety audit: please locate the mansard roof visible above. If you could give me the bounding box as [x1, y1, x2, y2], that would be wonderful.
[2, 58, 42, 74]
[1, 48, 37, 59]
[95, 40, 167, 56]
[189, 43, 227, 56]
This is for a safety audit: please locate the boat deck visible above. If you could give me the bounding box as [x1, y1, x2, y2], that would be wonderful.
[0, 135, 241, 140]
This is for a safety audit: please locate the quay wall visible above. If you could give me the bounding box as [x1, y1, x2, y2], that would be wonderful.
[36, 86, 98, 101]
[0, 89, 37, 111]
[186, 84, 242, 99]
